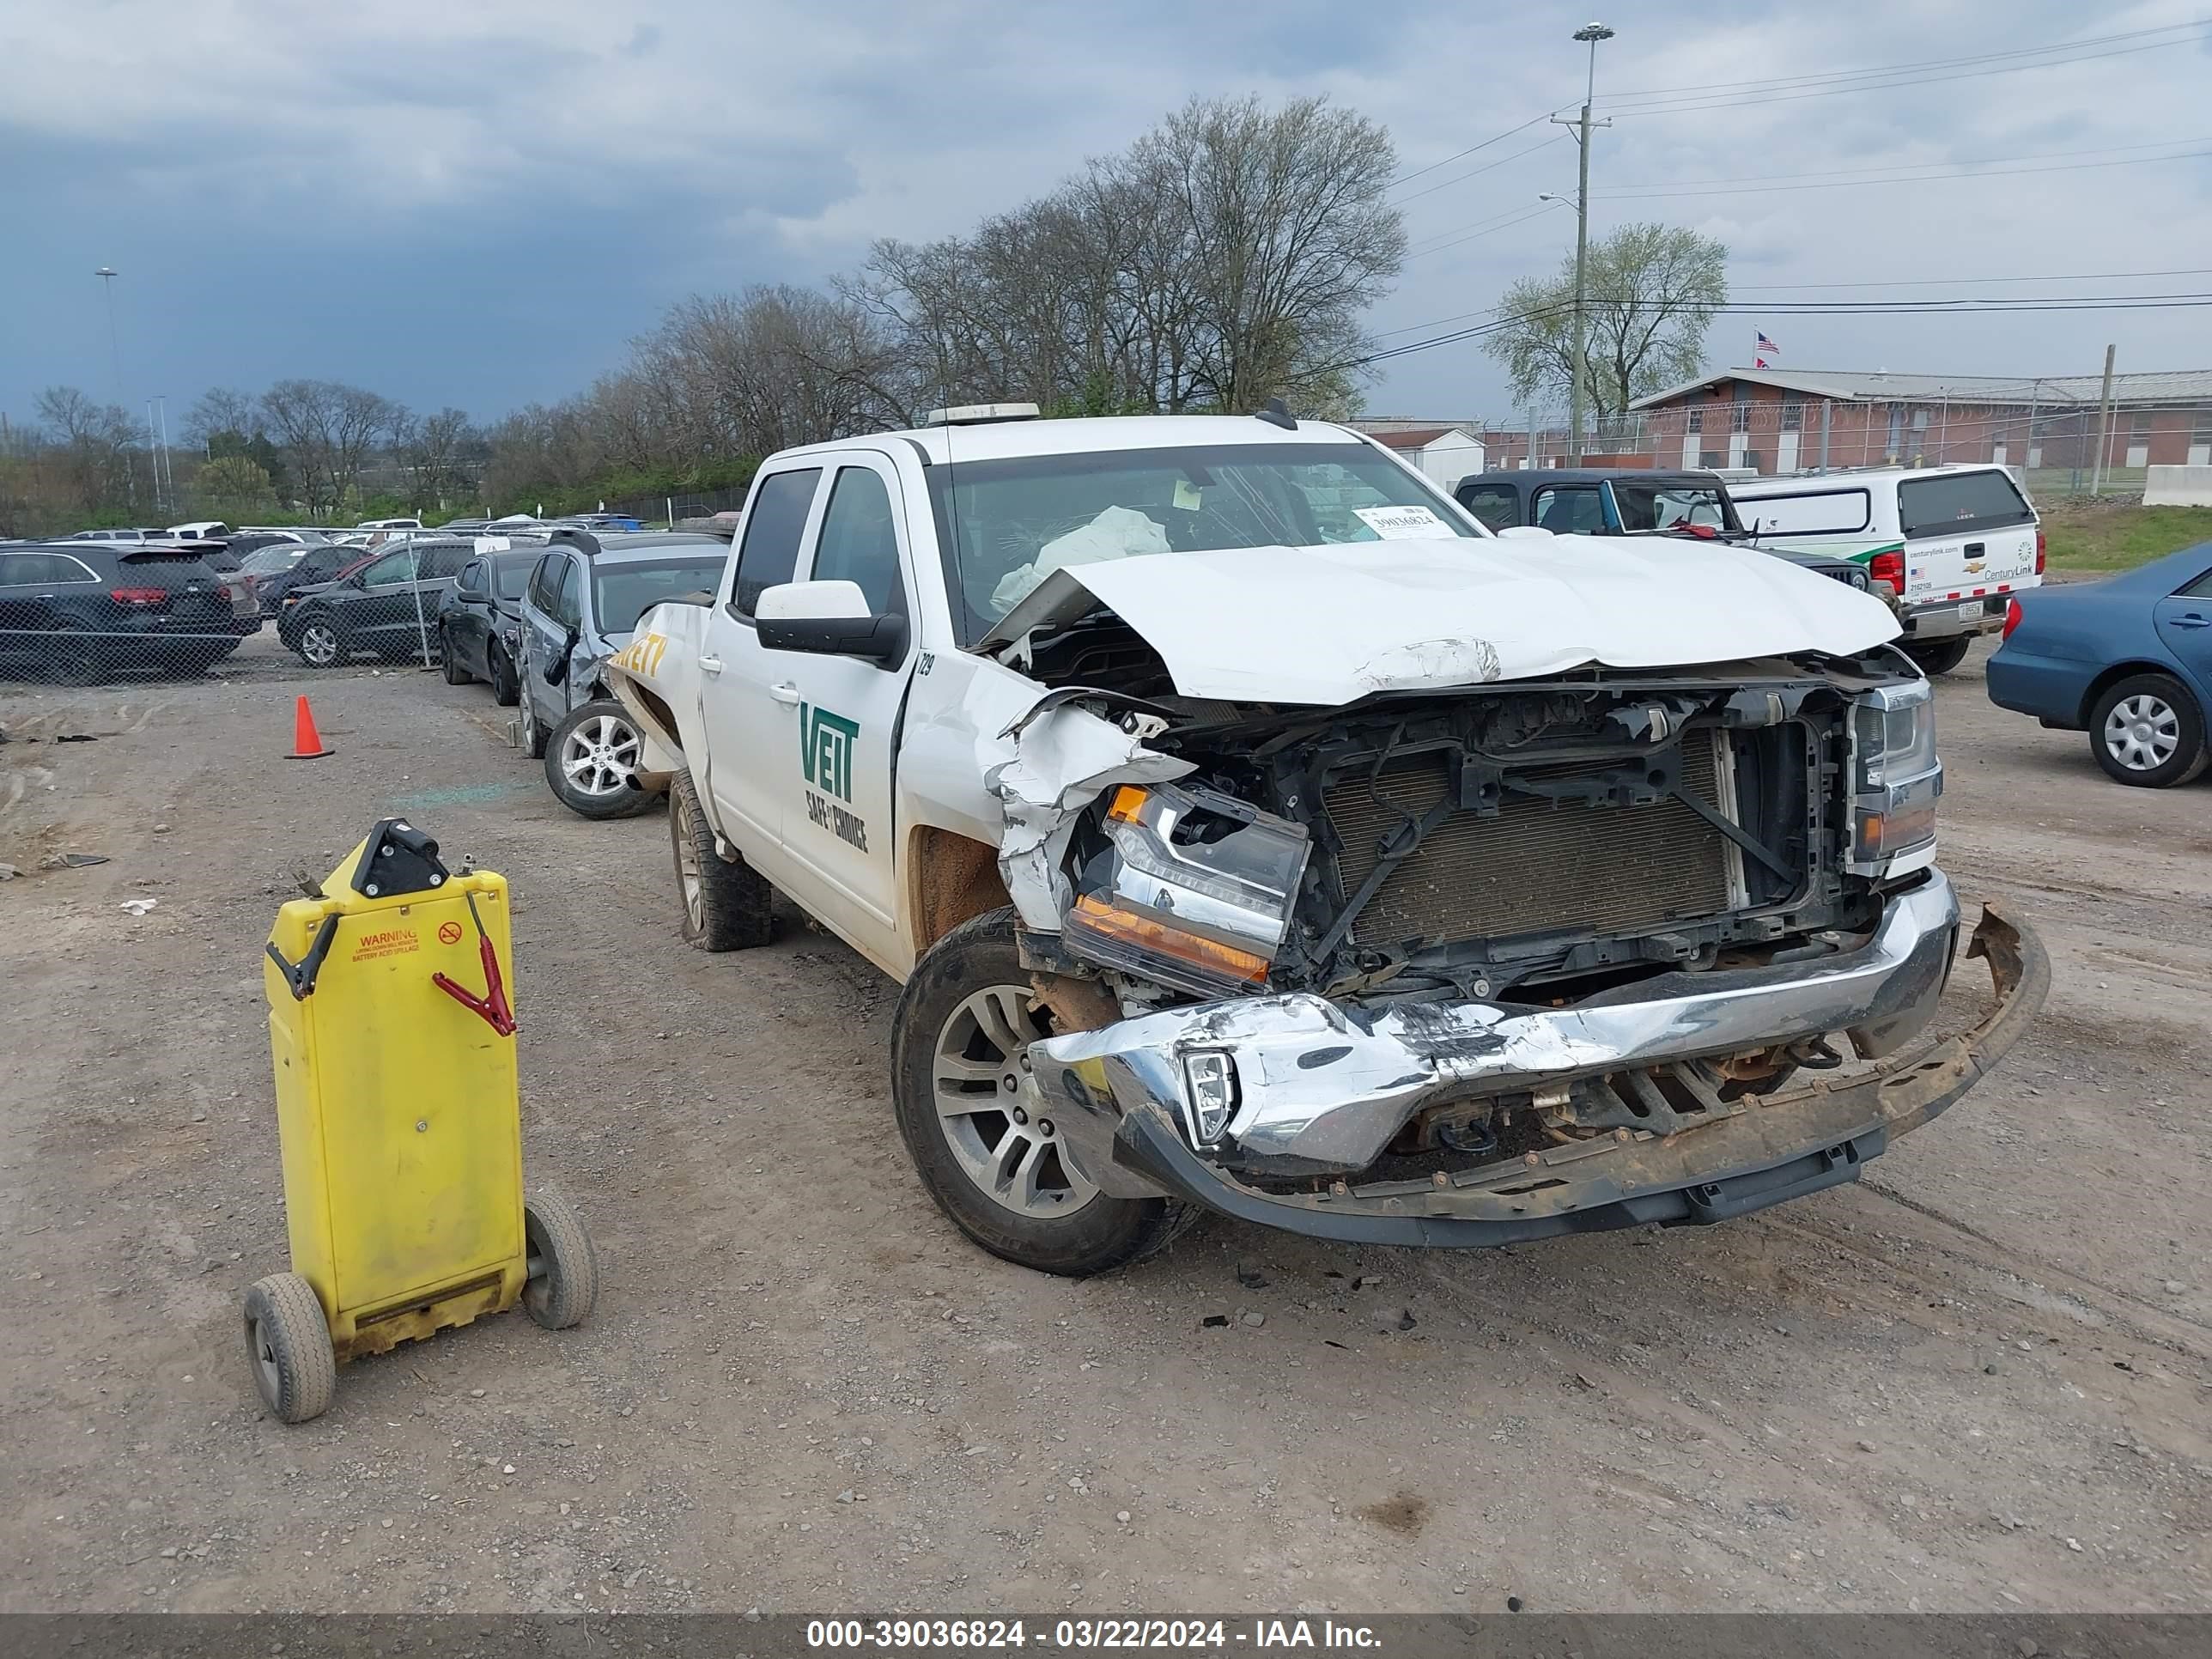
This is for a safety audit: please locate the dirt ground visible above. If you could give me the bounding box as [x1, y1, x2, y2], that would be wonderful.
[1, 632, 2207, 1617]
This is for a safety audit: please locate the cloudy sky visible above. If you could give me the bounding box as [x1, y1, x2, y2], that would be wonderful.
[3, 0, 2209, 431]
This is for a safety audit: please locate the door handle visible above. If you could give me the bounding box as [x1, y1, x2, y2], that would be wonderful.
[698, 655, 723, 675]
[769, 682, 802, 705]
[1963, 542, 1984, 556]
[2173, 614, 2211, 629]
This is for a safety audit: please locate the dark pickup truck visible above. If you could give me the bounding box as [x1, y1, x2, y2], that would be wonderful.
[1452, 468, 1887, 602]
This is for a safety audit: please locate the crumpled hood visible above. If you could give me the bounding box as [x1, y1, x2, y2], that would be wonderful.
[981, 533, 1901, 705]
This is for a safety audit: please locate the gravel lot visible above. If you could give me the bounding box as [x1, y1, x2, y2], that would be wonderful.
[0, 632, 2206, 1615]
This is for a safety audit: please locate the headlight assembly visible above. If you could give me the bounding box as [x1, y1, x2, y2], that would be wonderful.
[1063, 783, 1310, 999]
[1849, 680, 1942, 872]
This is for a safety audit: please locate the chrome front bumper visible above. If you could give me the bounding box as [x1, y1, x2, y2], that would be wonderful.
[1034, 873, 2047, 1246]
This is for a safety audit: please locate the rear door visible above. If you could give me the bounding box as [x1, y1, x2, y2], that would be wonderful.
[762, 455, 918, 939]
[1896, 470, 2039, 616]
[2153, 560, 2212, 700]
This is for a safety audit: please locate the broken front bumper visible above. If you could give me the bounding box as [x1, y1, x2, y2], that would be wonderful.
[1035, 873, 2047, 1247]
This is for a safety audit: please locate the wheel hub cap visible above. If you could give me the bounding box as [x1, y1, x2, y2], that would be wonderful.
[2106, 695, 2178, 770]
[933, 985, 1098, 1218]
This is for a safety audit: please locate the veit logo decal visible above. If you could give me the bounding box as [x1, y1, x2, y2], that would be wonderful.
[800, 702, 870, 853]
[800, 703, 860, 803]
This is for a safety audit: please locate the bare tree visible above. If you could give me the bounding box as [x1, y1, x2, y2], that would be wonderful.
[33, 386, 141, 517]
[181, 387, 261, 449]
[260, 380, 398, 516]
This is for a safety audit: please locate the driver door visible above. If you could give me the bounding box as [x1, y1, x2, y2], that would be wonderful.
[758, 456, 918, 943]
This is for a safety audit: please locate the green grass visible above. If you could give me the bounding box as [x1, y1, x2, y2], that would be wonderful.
[2039, 504, 2212, 574]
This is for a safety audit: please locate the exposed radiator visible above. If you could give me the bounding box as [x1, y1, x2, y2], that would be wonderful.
[1324, 730, 1741, 948]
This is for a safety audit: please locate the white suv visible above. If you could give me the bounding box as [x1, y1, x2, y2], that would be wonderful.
[1731, 465, 2045, 675]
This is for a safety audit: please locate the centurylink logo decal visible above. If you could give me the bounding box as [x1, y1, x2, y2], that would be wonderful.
[800, 703, 867, 852]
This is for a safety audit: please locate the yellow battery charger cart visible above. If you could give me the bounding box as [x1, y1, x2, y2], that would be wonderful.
[246, 817, 595, 1424]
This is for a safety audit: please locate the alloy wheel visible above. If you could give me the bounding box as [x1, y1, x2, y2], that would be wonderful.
[2104, 693, 2179, 771]
[299, 620, 340, 667]
[558, 712, 642, 798]
[931, 985, 1098, 1218]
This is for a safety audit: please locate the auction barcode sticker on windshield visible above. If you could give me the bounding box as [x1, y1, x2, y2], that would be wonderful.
[1352, 504, 1448, 539]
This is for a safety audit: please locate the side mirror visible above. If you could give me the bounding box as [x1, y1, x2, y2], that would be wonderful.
[756, 580, 907, 667]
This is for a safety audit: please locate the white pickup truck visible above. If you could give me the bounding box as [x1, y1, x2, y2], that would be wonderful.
[605, 407, 2044, 1276]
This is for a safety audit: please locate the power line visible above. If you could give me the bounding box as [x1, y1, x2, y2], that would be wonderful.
[1594, 146, 2212, 201]
[1595, 31, 2209, 118]
[1598, 136, 2212, 195]
[1735, 266, 2212, 292]
[1393, 133, 1569, 204]
[1353, 294, 2212, 369]
[1405, 198, 1569, 262]
[1372, 267, 2212, 338]
[1597, 19, 2207, 103]
[1389, 111, 1560, 191]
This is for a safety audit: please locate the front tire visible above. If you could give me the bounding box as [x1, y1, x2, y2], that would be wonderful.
[544, 699, 655, 819]
[890, 908, 1198, 1277]
[1903, 635, 1972, 676]
[2090, 672, 2209, 787]
[668, 769, 774, 950]
[441, 625, 472, 684]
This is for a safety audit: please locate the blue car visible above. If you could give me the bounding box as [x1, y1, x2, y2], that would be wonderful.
[1986, 542, 2212, 787]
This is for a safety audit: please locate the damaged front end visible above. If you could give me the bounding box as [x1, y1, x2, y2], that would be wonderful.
[994, 647, 2047, 1246]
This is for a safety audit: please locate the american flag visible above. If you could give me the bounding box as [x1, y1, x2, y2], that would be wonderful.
[1753, 330, 1780, 369]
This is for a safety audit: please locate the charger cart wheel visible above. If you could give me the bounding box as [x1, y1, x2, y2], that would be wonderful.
[243, 1273, 337, 1425]
[521, 1192, 598, 1330]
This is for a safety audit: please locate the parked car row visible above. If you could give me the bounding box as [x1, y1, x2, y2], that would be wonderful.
[358, 528, 731, 819]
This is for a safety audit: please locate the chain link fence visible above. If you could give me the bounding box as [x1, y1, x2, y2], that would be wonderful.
[0, 531, 532, 690]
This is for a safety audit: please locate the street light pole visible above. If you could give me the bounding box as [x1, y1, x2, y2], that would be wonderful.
[1551, 24, 1613, 465]
[94, 266, 138, 508]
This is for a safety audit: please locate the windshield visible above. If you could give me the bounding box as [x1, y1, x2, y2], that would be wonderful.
[492, 551, 537, 599]
[240, 547, 301, 574]
[1611, 481, 1738, 535]
[592, 556, 725, 632]
[927, 441, 1475, 644]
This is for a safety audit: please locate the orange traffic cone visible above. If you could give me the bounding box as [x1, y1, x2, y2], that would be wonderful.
[287, 695, 334, 760]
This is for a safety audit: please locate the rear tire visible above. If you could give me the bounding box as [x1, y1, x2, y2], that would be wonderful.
[295, 615, 345, 669]
[243, 1273, 336, 1425]
[520, 693, 549, 759]
[2089, 672, 2209, 787]
[488, 643, 520, 707]
[669, 769, 774, 950]
[890, 908, 1200, 1277]
[1902, 635, 1972, 676]
[544, 699, 655, 819]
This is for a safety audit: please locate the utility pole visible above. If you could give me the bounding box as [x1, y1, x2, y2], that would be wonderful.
[1549, 24, 1613, 464]
[2090, 343, 2117, 496]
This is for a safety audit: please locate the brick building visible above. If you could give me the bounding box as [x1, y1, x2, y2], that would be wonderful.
[1626, 368, 2212, 477]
